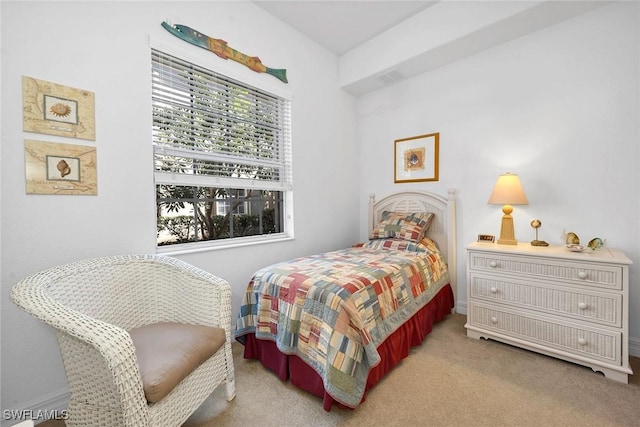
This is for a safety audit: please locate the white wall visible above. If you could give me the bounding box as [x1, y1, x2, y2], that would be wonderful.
[357, 2, 639, 337]
[2, 0, 639, 420]
[0, 1, 358, 416]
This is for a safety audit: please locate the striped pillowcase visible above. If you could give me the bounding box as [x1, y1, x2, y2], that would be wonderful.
[355, 237, 439, 253]
[369, 211, 435, 242]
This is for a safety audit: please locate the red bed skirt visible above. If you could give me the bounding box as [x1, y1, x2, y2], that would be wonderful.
[239, 283, 454, 411]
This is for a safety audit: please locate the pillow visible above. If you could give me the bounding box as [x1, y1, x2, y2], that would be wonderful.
[355, 238, 415, 251]
[129, 322, 226, 403]
[369, 211, 435, 242]
[355, 236, 440, 253]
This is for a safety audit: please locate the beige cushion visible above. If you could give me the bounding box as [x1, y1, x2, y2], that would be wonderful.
[129, 322, 226, 403]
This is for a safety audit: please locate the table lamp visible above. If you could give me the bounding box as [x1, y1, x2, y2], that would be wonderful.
[487, 172, 528, 245]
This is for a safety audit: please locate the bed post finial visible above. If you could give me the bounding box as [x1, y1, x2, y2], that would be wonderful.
[368, 193, 376, 235]
[446, 188, 457, 312]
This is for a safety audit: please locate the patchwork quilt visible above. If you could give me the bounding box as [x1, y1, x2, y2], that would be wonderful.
[234, 238, 449, 407]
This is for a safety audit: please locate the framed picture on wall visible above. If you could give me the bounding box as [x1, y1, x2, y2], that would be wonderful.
[25, 139, 97, 195]
[394, 132, 439, 183]
[22, 76, 96, 141]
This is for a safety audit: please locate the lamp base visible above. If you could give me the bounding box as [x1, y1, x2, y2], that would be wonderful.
[497, 209, 518, 245]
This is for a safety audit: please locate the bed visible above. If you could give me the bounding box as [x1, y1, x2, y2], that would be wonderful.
[234, 190, 457, 411]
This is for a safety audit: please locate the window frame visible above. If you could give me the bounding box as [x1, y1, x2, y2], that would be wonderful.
[150, 39, 294, 255]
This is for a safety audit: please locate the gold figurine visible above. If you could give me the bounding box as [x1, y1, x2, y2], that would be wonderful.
[530, 219, 549, 246]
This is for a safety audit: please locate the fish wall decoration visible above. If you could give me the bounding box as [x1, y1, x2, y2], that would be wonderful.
[162, 21, 288, 84]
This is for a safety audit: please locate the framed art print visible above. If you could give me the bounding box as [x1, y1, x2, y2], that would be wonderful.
[25, 139, 97, 195]
[394, 132, 439, 183]
[22, 76, 96, 140]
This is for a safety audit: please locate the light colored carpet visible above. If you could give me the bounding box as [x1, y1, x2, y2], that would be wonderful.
[42, 313, 640, 426]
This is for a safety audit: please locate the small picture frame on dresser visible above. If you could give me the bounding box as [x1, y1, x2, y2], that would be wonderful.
[477, 234, 495, 243]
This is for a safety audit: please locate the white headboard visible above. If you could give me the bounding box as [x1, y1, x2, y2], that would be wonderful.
[368, 189, 457, 309]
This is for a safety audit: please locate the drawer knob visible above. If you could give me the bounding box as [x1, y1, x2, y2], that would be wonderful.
[578, 302, 588, 310]
[490, 287, 498, 294]
[578, 338, 587, 345]
[490, 317, 498, 324]
[489, 261, 498, 268]
[578, 271, 588, 279]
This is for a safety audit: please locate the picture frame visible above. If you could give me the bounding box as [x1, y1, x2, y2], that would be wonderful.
[22, 76, 96, 140]
[477, 234, 495, 243]
[25, 139, 97, 195]
[394, 132, 439, 183]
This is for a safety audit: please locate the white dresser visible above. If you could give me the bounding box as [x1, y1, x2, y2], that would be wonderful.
[465, 241, 633, 383]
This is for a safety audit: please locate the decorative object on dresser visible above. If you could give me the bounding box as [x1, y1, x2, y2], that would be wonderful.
[588, 237, 605, 250]
[487, 173, 528, 245]
[529, 219, 549, 246]
[565, 231, 580, 244]
[478, 234, 495, 243]
[465, 242, 633, 383]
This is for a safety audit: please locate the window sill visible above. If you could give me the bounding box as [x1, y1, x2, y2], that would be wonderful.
[156, 233, 294, 256]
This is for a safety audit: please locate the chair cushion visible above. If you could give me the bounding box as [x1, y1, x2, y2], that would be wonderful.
[129, 322, 226, 403]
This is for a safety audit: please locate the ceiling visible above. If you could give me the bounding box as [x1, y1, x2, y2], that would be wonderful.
[254, 1, 438, 55]
[253, 1, 609, 94]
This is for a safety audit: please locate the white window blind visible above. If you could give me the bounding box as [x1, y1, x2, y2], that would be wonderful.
[151, 49, 292, 191]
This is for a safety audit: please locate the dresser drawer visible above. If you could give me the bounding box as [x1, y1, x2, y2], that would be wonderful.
[468, 251, 623, 290]
[468, 302, 621, 365]
[469, 273, 622, 327]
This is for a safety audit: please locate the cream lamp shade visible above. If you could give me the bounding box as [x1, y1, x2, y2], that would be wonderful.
[487, 173, 528, 245]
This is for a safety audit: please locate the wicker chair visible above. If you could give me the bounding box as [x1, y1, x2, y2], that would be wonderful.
[11, 255, 236, 427]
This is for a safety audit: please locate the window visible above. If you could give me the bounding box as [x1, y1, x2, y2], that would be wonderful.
[216, 189, 247, 216]
[152, 49, 292, 249]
